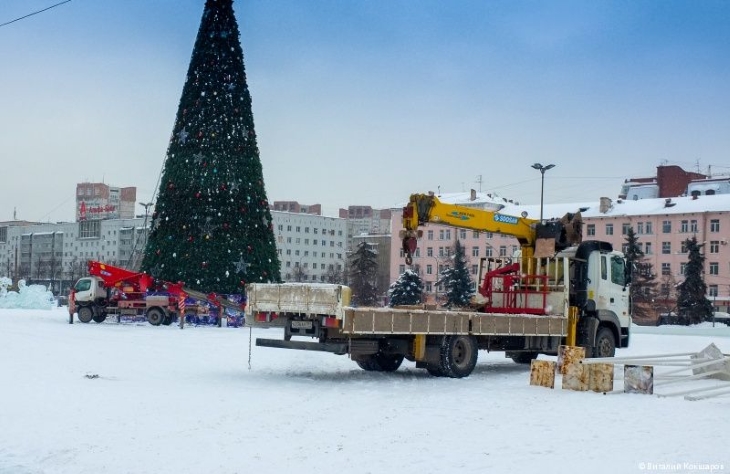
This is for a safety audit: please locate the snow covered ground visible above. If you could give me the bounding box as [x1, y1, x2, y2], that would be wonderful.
[1, 307, 728, 474]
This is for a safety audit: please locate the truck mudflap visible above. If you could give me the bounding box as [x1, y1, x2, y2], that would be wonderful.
[256, 338, 348, 355]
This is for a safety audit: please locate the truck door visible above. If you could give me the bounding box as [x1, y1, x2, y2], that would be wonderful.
[592, 253, 630, 323]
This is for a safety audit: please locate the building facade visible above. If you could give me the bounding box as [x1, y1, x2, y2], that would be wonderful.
[76, 182, 137, 221]
[271, 211, 347, 283]
[0, 218, 148, 294]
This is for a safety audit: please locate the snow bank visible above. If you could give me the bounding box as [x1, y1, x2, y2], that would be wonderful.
[0, 278, 54, 309]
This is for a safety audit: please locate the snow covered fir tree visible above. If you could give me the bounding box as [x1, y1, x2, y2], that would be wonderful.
[141, 0, 281, 294]
[388, 269, 424, 306]
[348, 241, 379, 306]
[438, 240, 474, 308]
[623, 227, 657, 321]
[676, 236, 713, 325]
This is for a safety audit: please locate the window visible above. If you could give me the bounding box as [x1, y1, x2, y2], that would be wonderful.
[439, 230, 445, 240]
[78, 220, 101, 239]
[623, 223, 631, 235]
[399, 264, 405, 274]
[499, 246, 507, 257]
[645, 242, 652, 255]
[690, 220, 698, 233]
[662, 242, 671, 254]
[680, 263, 687, 276]
[601, 256, 607, 280]
[709, 262, 719, 275]
[645, 222, 653, 234]
[680, 220, 688, 233]
[662, 221, 671, 233]
[710, 241, 719, 254]
[427, 230, 433, 240]
[681, 241, 688, 254]
[445, 230, 451, 240]
[296, 226, 301, 232]
[710, 219, 720, 232]
[313, 228, 318, 234]
[426, 265, 433, 275]
[0, 226, 6, 243]
[438, 247, 444, 257]
[305, 227, 309, 233]
[427, 247, 433, 257]
[287, 225, 292, 231]
[460, 230, 467, 240]
[486, 232, 493, 239]
[611, 255, 626, 286]
[472, 231, 479, 238]
[661, 263, 671, 275]
[472, 246, 479, 257]
[471, 264, 478, 275]
[486, 247, 493, 257]
[286, 249, 291, 255]
[709, 285, 718, 297]
[586, 224, 595, 236]
[605, 224, 614, 236]
[636, 222, 644, 234]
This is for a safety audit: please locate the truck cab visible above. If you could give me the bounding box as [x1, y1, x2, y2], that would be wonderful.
[73, 276, 108, 304]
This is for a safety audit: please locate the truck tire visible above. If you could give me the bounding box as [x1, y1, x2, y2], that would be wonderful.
[592, 327, 616, 358]
[162, 313, 174, 326]
[510, 352, 538, 364]
[439, 335, 478, 378]
[426, 365, 446, 377]
[92, 313, 107, 323]
[78, 306, 94, 324]
[147, 308, 165, 326]
[355, 353, 404, 372]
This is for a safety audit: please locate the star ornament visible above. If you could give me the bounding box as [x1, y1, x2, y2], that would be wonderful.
[193, 152, 205, 164]
[199, 217, 218, 238]
[177, 127, 189, 144]
[233, 257, 251, 274]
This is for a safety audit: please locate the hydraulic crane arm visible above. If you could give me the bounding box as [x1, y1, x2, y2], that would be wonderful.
[400, 193, 582, 264]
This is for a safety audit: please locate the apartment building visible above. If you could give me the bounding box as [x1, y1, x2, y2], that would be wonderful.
[271, 211, 347, 283]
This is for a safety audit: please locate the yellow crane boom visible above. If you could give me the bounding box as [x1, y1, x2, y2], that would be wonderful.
[400, 192, 582, 264]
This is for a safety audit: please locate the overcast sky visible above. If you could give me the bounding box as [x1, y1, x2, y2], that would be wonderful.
[2, 0, 729, 222]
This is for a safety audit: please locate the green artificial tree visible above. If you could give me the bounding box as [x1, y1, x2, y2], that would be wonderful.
[438, 240, 474, 308]
[388, 269, 424, 306]
[141, 0, 281, 294]
[676, 236, 713, 325]
[348, 241, 379, 306]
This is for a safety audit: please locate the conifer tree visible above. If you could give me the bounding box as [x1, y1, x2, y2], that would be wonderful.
[388, 269, 424, 306]
[348, 241, 379, 306]
[141, 0, 280, 293]
[624, 227, 657, 321]
[438, 240, 473, 308]
[676, 236, 713, 325]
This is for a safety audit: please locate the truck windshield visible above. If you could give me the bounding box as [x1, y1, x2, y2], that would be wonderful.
[610, 256, 626, 287]
[74, 279, 91, 292]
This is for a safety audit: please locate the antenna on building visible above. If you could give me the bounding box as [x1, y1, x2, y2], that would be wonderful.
[13, 207, 17, 220]
[476, 174, 483, 192]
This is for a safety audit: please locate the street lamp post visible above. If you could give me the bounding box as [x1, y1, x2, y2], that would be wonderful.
[531, 163, 555, 222]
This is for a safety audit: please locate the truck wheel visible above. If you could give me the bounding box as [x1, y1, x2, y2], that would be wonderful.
[592, 327, 616, 358]
[439, 335, 478, 378]
[92, 313, 107, 323]
[162, 313, 174, 326]
[510, 352, 538, 364]
[78, 306, 94, 324]
[426, 365, 445, 377]
[355, 353, 404, 372]
[147, 308, 165, 326]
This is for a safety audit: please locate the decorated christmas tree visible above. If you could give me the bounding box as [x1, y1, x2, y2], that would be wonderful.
[141, 0, 281, 294]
